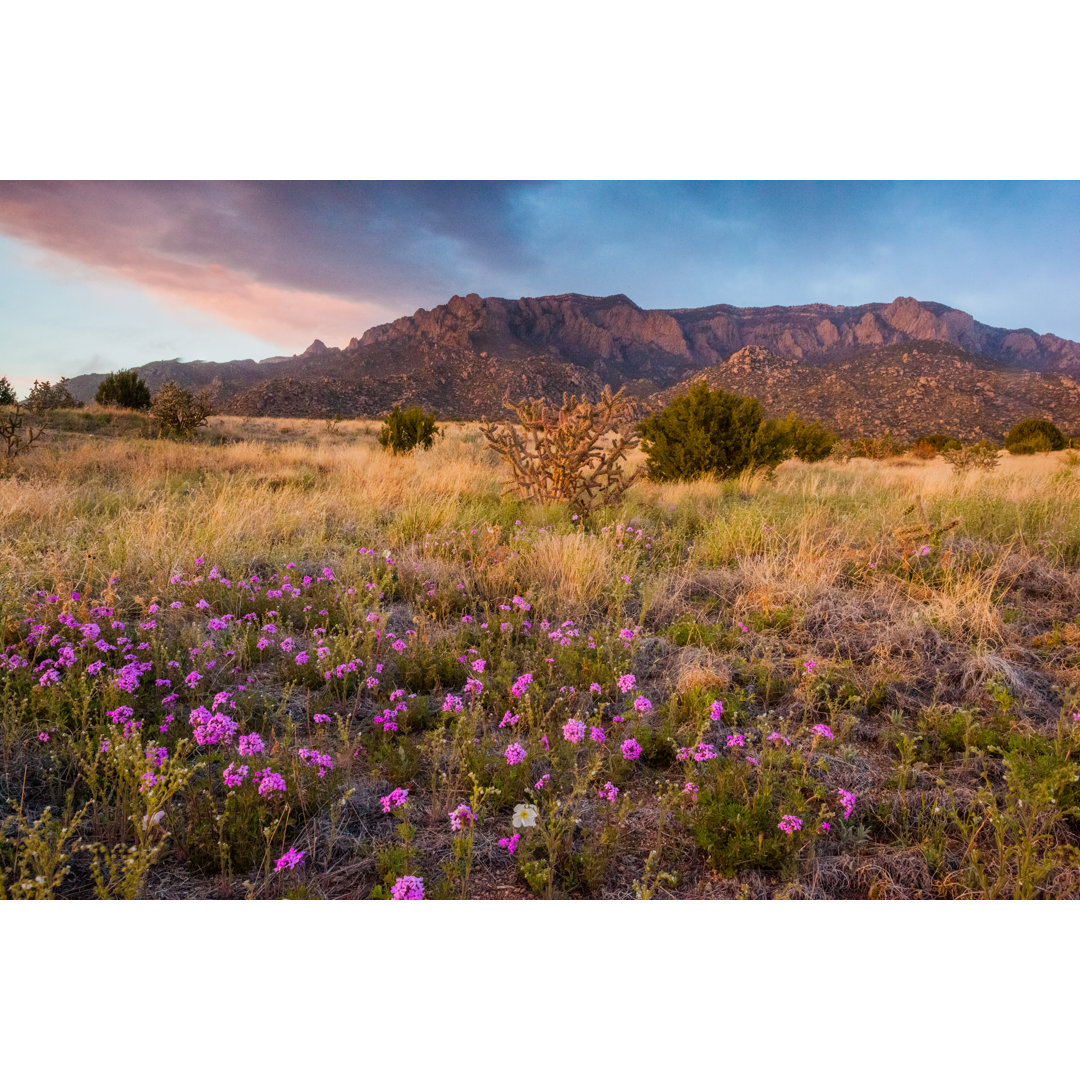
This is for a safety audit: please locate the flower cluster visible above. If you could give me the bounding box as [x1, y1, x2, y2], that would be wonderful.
[380, 787, 409, 813]
[390, 875, 424, 900]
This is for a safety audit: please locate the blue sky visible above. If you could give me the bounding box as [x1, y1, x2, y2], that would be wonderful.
[2, 180, 1079, 392]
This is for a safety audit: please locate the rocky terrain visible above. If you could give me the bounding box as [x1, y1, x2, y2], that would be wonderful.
[62, 293, 1080, 436]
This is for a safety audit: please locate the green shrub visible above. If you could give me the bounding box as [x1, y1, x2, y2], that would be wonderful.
[96, 369, 152, 410]
[0, 376, 15, 407]
[640, 382, 830, 480]
[754, 413, 836, 464]
[150, 381, 213, 438]
[921, 434, 963, 452]
[1006, 418, 1065, 455]
[25, 378, 82, 411]
[378, 404, 439, 455]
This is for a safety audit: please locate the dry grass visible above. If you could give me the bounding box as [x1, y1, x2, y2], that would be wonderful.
[5, 419, 1080, 899]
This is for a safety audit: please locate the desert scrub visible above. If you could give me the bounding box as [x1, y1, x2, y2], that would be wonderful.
[3, 421, 1080, 897]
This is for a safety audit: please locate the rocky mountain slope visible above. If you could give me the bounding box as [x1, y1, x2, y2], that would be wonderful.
[61, 293, 1080, 436]
[655, 342, 1080, 440]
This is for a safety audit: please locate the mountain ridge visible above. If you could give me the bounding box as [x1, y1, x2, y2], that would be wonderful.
[60, 293, 1080, 438]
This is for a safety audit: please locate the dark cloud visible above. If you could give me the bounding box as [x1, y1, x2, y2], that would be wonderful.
[1, 181, 1079, 344]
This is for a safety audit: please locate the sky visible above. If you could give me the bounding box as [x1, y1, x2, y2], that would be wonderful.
[2, 180, 1079, 393]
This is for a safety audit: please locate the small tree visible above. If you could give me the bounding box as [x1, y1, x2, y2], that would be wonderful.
[1005, 418, 1066, 455]
[25, 378, 82, 411]
[96, 369, 152, 410]
[378, 404, 439, 454]
[640, 382, 766, 481]
[0, 376, 15, 407]
[640, 383, 832, 480]
[480, 386, 641, 512]
[150, 381, 213, 438]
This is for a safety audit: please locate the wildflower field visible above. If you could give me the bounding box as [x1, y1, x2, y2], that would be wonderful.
[5, 411, 1080, 899]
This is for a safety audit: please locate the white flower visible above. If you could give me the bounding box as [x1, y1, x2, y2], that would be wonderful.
[512, 803, 539, 829]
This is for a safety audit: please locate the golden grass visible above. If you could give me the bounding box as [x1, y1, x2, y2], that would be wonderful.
[4, 422, 1080, 642]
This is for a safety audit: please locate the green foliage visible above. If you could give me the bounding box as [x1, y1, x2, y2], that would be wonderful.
[642, 385, 835, 480]
[639, 382, 763, 480]
[378, 404, 440, 455]
[684, 762, 804, 879]
[0, 376, 15, 407]
[150, 381, 213, 438]
[0, 799, 88, 899]
[921, 434, 964, 452]
[1006, 418, 1066, 455]
[25, 377, 82, 411]
[754, 413, 836, 464]
[96, 369, 152, 410]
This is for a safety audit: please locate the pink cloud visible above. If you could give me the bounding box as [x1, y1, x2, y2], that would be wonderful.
[0, 182, 390, 345]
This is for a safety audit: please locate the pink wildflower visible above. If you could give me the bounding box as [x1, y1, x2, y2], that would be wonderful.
[505, 742, 527, 766]
[767, 731, 791, 746]
[497, 834, 520, 855]
[617, 673, 636, 694]
[598, 781, 619, 802]
[223, 761, 249, 787]
[777, 815, 803, 834]
[238, 732, 265, 757]
[709, 700, 724, 722]
[589, 725, 606, 743]
[811, 724, 834, 740]
[562, 719, 586, 744]
[274, 848, 305, 872]
[632, 696, 652, 714]
[510, 673, 534, 698]
[448, 804, 476, 831]
[380, 787, 409, 813]
[255, 769, 286, 798]
[725, 732, 745, 748]
[683, 782, 699, 802]
[621, 738, 642, 761]
[390, 875, 424, 900]
[838, 788, 856, 819]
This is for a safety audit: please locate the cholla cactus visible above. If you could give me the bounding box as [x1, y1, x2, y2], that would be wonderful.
[480, 386, 642, 512]
[150, 381, 213, 439]
[943, 440, 1000, 474]
[1, 401, 46, 459]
